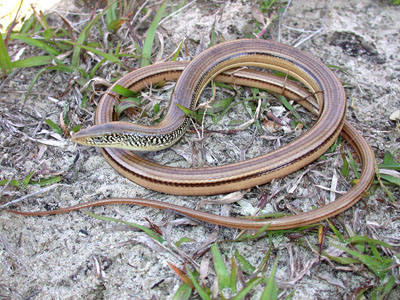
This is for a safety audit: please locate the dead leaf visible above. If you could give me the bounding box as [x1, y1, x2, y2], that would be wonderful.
[197, 191, 246, 208]
[251, 5, 265, 24]
[199, 255, 210, 285]
[59, 111, 70, 137]
[317, 273, 346, 289]
[167, 262, 194, 288]
[263, 119, 280, 133]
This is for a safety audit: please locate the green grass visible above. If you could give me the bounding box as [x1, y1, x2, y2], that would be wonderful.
[140, 1, 167, 67]
[0, 172, 62, 188]
[0, 33, 12, 75]
[2, 1, 399, 299]
[172, 243, 279, 300]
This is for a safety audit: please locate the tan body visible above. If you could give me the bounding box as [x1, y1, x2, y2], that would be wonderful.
[9, 40, 375, 230]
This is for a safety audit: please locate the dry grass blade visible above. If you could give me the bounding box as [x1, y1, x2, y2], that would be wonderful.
[196, 191, 246, 208]
[3, 0, 22, 48]
[316, 273, 345, 289]
[56, 12, 75, 41]
[168, 262, 194, 288]
[0, 184, 65, 209]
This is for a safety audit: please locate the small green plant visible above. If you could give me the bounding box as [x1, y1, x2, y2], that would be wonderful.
[259, 0, 287, 13]
[0, 172, 62, 188]
[323, 221, 398, 299]
[2, 0, 171, 107]
[251, 0, 286, 38]
[374, 151, 400, 202]
[171, 244, 280, 300]
[84, 211, 164, 242]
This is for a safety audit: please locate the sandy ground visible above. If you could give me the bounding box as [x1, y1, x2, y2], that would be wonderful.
[1, 0, 399, 299]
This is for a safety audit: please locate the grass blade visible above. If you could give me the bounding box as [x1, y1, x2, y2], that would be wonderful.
[0, 179, 22, 187]
[175, 237, 195, 247]
[140, 1, 167, 67]
[176, 103, 202, 123]
[22, 171, 35, 187]
[11, 56, 53, 68]
[9, 33, 60, 56]
[171, 39, 184, 61]
[380, 174, 400, 186]
[84, 211, 164, 243]
[347, 150, 359, 179]
[327, 64, 353, 77]
[378, 151, 400, 170]
[115, 99, 142, 118]
[32, 176, 63, 187]
[230, 257, 238, 294]
[260, 257, 279, 300]
[344, 236, 393, 249]
[279, 95, 301, 120]
[19, 14, 36, 34]
[340, 147, 350, 179]
[325, 219, 344, 243]
[235, 224, 270, 241]
[113, 84, 138, 97]
[322, 252, 359, 265]
[375, 158, 396, 202]
[106, 0, 119, 32]
[172, 281, 193, 300]
[211, 244, 230, 290]
[380, 276, 395, 299]
[0, 34, 12, 76]
[231, 277, 263, 300]
[66, 41, 124, 66]
[185, 266, 212, 300]
[234, 250, 256, 275]
[45, 119, 63, 135]
[89, 58, 107, 78]
[331, 243, 392, 279]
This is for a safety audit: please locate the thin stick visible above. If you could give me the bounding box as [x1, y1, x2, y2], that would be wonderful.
[294, 27, 323, 48]
[0, 184, 65, 209]
[158, 0, 197, 26]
